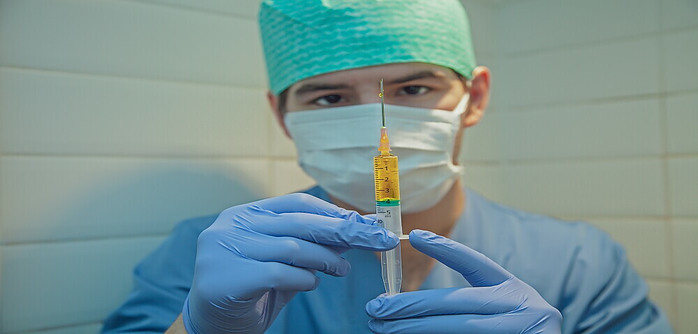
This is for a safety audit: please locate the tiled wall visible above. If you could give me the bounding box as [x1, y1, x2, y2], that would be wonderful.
[461, 0, 697, 332]
[0, 0, 695, 333]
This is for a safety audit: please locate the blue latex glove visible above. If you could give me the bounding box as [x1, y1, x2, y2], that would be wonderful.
[183, 193, 399, 334]
[366, 229, 562, 334]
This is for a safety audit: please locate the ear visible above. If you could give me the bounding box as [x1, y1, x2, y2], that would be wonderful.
[462, 66, 491, 128]
[267, 91, 292, 138]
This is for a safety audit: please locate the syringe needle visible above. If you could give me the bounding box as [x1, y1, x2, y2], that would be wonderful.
[380, 78, 385, 127]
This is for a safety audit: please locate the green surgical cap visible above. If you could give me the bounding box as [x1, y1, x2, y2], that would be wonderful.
[259, 0, 477, 95]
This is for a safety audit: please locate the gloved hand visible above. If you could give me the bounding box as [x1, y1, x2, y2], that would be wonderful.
[366, 229, 562, 334]
[183, 193, 399, 334]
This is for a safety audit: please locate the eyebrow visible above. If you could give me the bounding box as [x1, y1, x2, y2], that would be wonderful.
[387, 71, 443, 84]
[294, 83, 351, 96]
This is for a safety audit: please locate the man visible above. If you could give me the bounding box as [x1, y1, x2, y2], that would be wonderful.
[102, 0, 672, 333]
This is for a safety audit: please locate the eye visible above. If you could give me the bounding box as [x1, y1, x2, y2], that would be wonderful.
[399, 85, 430, 96]
[313, 94, 343, 106]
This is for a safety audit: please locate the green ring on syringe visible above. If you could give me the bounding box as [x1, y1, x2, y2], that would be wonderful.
[376, 199, 400, 207]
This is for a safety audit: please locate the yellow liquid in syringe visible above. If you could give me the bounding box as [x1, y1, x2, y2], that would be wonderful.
[374, 154, 400, 203]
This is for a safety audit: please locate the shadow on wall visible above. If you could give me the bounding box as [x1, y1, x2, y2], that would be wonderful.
[62, 164, 265, 239]
[1, 163, 265, 333]
[6, 161, 267, 243]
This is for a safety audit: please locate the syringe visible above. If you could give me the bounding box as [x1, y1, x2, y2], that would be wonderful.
[373, 79, 403, 295]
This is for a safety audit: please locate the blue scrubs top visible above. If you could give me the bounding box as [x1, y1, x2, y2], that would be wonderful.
[102, 186, 672, 333]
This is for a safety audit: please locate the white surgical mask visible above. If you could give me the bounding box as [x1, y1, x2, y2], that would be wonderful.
[284, 95, 468, 213]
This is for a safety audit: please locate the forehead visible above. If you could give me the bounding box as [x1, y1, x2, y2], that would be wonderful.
[287, 63, 458, 92]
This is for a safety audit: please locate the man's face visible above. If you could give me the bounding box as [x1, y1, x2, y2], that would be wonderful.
[267, 62, 489, 164]
[283, 62, 468, 113]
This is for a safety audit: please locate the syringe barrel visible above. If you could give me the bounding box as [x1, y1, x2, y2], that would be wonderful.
[376, 204, 402, 295]
[374, 152, 402, 295]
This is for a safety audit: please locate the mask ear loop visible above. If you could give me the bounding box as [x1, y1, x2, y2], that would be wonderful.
[447, 94, 470, 171]
[453, 94, 470, 116]
[449, 94, 470, 142]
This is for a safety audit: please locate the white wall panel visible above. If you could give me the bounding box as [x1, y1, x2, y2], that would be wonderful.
[0, 68, 269, 157]
[501, 160, 665, 217]
[0, 237, 165, 332]
[663, 29, 698, 93]
[498, 38, 660, 107]
[676, 283, 698, 334]
[671, 219, 698, 281]
[0, 0, 266, 88]
[461, 111, 502, 163]
[501, 99, 662, 160]
[666, 93, 698, 154]
[668, 157, 698, 217]
[137, 0, 263, 18]
[661, 0, 698, 31]
[0, 156, 269, 243]
[499, 0, 658, 55]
